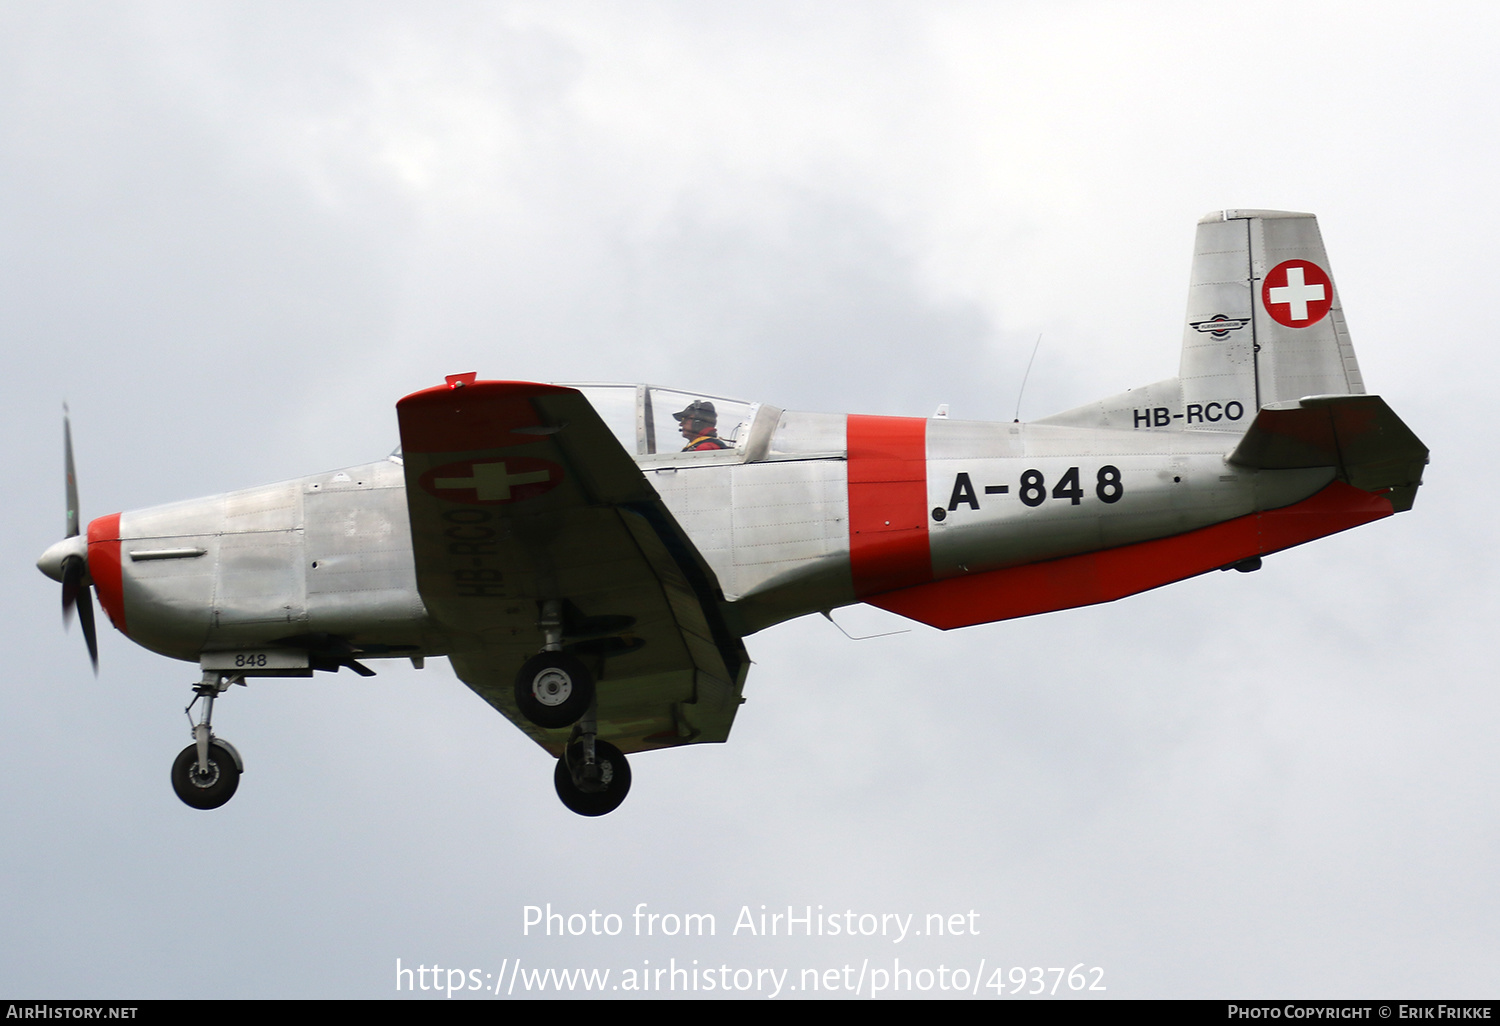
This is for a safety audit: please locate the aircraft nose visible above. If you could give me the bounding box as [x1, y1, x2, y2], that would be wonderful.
[37, 535, 87, 583]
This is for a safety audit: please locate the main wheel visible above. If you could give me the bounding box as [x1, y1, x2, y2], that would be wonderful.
[554, 739, 631, 817]
[171, 743, 241, 810]
[514, 653, 594, 729]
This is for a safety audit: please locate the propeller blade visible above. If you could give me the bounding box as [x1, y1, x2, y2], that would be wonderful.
[77, 584, 99, 674]
[58, 411, 96, 673]
[64, 405, 79, 539]
[61, 553, 84, 627]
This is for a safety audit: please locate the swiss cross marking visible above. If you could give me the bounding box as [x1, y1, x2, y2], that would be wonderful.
[1269, 267, 1323, 320]
[1262, 259, 1333, 328]
[419, 457, 563, 505]
[435, 462, 549, 501]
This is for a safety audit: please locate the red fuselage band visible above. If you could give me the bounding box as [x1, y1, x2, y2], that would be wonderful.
[846, 415, 932, 598]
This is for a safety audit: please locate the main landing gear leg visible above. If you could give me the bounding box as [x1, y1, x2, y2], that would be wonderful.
[171, 673, 244, 810]
[553, 700, 631, 817]
[513, 599, 596, 729]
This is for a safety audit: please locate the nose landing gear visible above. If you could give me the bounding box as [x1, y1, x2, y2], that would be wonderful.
[171, 742, 241, 809]
[171, 673, 243, 810]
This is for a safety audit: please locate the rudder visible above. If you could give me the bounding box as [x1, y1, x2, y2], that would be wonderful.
[1180, 210, 1364, 432]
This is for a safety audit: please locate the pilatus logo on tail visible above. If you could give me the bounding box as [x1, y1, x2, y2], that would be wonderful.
[1190, 314, 1251, 339]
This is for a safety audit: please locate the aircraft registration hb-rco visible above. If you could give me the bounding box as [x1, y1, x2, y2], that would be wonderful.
[38, 210, 1427, 816]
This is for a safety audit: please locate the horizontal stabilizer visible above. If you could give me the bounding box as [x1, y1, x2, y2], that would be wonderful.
[1228, 394, 1428, 511]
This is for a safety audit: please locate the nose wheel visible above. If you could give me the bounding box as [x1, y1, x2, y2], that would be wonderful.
[171, 742, 241, 809]
[172, 673, 244, 810]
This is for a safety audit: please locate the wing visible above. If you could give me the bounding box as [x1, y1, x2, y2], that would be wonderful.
[396, 376, 748, 756]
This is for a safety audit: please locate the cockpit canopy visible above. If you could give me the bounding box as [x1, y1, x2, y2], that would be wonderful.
[392, 383, 780, 466]
[566, 384, 761, 458]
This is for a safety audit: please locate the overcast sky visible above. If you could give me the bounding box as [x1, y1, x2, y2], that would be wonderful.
[2, 1, 1495, 999]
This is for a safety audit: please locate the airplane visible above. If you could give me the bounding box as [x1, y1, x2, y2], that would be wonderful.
[36, 209, 1428, 816]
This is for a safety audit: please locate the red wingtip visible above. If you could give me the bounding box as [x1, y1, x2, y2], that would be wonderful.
[396, 379, 577, 454]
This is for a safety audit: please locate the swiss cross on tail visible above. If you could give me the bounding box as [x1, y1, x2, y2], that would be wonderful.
[418, 457, 562, 504]
[1262, 259, 1333, 328]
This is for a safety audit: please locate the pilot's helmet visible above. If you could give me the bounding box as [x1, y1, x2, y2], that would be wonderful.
[672, 400, 717, 425]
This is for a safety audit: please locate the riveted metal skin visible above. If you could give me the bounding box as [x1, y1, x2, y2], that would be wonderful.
[101, 458, 438, 664]
[49, 211, 1427, 791]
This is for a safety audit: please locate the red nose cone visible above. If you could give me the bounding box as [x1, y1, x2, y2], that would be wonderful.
[86, 513, 126, 634]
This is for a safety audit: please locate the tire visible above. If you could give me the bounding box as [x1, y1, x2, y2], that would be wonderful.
[553, 740, 631, 817]
[513, 652, 594, 729]
[171, 743, 241, 810]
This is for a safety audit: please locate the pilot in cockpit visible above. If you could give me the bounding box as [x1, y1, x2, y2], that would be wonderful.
[673, 401, 731, 452]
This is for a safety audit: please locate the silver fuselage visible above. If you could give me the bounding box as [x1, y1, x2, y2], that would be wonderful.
[95, 408, 1329, 665]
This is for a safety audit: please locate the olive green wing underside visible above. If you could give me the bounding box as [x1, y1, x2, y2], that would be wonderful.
[396, 379, 748, 756]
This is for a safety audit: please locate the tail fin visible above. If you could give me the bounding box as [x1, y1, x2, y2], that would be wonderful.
[1037, 210, 1370, 434]
[1180, 209, 1364, 431]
